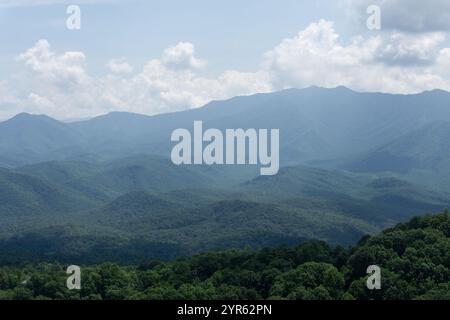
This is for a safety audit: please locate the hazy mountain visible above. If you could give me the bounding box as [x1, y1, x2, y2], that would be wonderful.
[1, 87, 450, 263]
[15, 155, 257, 202]
[240, 165, 447, 225]
[2, 87, 450, 171]
[0, 113, 86, 167]
[348, 121, 450, 173]
[67, 87, 450, 166]
[0, 169, 98, 235]
[1, 156, 447, 262]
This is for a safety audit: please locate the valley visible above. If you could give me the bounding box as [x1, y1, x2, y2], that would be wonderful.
[0, 154, 447, 264]
[0, 87, 449, 264]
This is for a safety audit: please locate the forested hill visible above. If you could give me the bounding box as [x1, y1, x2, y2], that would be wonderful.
[0, 211, 448, 300]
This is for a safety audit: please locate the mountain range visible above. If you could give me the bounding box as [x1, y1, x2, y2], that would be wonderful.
[2, 86, 450, 171]
[0, 86, 449, 263]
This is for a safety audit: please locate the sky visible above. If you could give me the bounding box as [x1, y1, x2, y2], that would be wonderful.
[1, 0, 450, 120]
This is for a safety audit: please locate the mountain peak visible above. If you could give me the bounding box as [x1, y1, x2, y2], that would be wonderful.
[7, 112, 55, 123]
[12, 112, 37, 119]
[87, 111, 151, 123]
[299, 85, 355, 94]
[423, 88, 450, 95]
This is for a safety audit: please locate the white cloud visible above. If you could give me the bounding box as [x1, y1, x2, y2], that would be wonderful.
[100, 49, 271, 115]
[262, 20, 450, 93]
[370, 32, 446, 66]
[0, 81, 18, 105]
[0, 81, 23, 120]
[107, 58, 134, 74]
[5, 40, 270, 119]
[3, 20, 450, 120]
[27, 92, 57, 111]
[17, 39, 88, 86]
[343, 0, 450, 32]
[160, 42, 206, 70]
[263, 20, 363, 89]
[10, 40, 105, 119]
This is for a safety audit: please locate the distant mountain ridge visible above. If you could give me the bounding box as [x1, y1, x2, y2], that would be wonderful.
[1, 87, 450, 262]
[2, 87, 450, 173]
[0, 113, 86, 167]
[0, 154, 447, 262]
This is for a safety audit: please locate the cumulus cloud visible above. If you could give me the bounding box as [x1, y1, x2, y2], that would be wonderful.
[263, 20, 363, 89]
[343, 0, 450, 32]
[17, 39, 88, 86]
[26, 92, 57, 111]
[263, 20, 450, 93]
[160, 42, 207, 70]
[5, 40, 270, 119]
[0, 82, 20, 120]
[11, 40, 104, 118]
[0, 81, 18, 105]
[370, 32, 446, 66]
[3, 19, 450, 120]
[107, 58, 134, 74]
[100, 49, 270, 115]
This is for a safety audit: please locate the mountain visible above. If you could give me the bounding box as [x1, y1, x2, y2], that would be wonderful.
[0, 113, 86, 167]
[66, 87, 450, 167]
[15, 155, 257, 202]
[0, 168, 97, 235]
[1, 87, 450, 263]
[347, 121, 450, 172]
[2, 212, 448, 300]
[3, 87, 450, 171]
[346, 121, 450, 191]
[240, 165, 448, 225]
[0, 157, 447, 263]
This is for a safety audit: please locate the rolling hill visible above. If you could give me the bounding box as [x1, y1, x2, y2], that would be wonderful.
[1, 87, 450, 263]
[0, 113, 86, 167]
[2, 87, 450, 173]
[0, 156, 447, 263]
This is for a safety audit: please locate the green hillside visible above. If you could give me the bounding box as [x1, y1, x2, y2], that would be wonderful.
[0, 157, 448, 264]
[0, 169, 97, 235]
[0, 211, 448, 300]
[0, 113, 86, 168]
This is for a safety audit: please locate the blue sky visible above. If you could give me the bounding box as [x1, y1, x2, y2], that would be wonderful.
[0, 0, 353, 75]
[1, 0, 450, 120]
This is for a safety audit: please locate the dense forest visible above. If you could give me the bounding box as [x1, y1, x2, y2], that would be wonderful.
[0, 211, 448, 300]
[1, 155, 448, 265]
[2, 88, 450, 266]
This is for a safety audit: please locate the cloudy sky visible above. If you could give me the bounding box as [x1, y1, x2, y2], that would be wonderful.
[1, 0, 450, 120]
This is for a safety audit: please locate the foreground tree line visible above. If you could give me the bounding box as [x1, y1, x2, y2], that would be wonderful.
[0, 211, 449, 300]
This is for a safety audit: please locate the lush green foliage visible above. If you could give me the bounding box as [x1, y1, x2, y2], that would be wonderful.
[1, 85, 449, 301]
[1, 212, 448, 300]
[0, 155, 448, 264]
